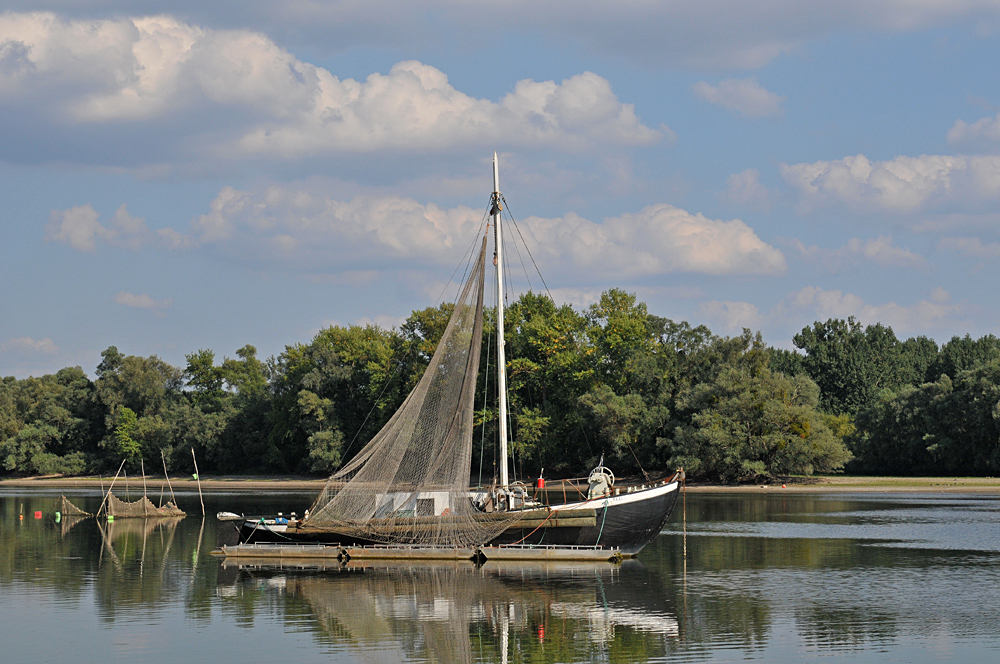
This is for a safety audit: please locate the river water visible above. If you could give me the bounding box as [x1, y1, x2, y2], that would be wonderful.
[2, 488, 999, 663]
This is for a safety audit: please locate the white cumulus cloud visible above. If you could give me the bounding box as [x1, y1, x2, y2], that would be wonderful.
[947, 113, 1000, 148]
[697, 287, 968, 340]
[0, 13, 660, 167]
[776, 286, 961, 335]
[46, 204, 152, 252]
[693, 78, 784, 117]
[114, 292, 172, 314]
[180, 186, 484, 268]
[723, 168, 773, 210]
[521, 205, 786, 277]
[781, 153, 1000, 212]
[2, 336, 59, 354]
[697, 300, 763, 333]
[937, 236, 1000, 258]
[849, 236, 928, 268]
[791, 236, 929, 270]
[76, 185, 785, 279]
[47, 1, 1000, 70]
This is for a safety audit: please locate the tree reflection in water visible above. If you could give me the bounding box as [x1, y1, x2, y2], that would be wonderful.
[219, 560, 680, 664]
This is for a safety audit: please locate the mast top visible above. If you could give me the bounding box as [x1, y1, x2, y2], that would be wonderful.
[493, 152, 500, 195]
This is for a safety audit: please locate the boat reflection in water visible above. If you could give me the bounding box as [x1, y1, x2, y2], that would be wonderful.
[218, 559, 680, 663]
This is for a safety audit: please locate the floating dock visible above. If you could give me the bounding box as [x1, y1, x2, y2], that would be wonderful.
[212, 542, 627, 563]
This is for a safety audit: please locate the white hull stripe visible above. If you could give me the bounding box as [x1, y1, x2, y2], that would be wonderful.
[548, 481, 679, 512]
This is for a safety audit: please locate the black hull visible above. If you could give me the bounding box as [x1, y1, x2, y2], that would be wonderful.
[232, 481, 680, 556]
[488, 481, 680, 555]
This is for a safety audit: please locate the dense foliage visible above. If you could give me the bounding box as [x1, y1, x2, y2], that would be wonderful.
[3, 294, 999, 481]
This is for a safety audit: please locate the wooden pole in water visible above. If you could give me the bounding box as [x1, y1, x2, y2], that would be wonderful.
[161, 449, 177, 505]
[141, 458, 149, 517]
[682, 468, 686, 558]
[681, 467, 687, 590]
[99, 459, 126, 518]
[191, 448, 205, 516]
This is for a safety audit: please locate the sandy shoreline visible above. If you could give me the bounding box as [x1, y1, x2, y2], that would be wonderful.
[3, 475, 1000, 493]
[0, 475, 328, 492]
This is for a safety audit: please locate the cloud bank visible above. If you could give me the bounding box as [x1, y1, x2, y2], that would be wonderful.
[791, 236, 929, 270]
[948, 113, 1000, 148]
[781, 153, 1000, 212]
[0, 13, 659, 168]
[702, 286, 964, 336]
[45, 204, 151, 252]
[114, 292, 173, 312]
[49, 188, 786, 279]
[1, 336, 58, 354]
[11, 1, 998, 69]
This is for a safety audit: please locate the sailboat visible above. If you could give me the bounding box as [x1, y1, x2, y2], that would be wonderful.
[228, 155, 681, 557]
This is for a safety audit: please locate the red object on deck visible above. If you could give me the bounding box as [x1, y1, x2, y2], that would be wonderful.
[34, 511, 42, 519]
[536, 477, 545, 489]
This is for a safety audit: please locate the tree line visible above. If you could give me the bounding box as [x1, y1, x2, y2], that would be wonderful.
[2, 289, 999, 482]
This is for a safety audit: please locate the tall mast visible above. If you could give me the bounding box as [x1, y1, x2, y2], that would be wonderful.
[492, 152, 509, 488]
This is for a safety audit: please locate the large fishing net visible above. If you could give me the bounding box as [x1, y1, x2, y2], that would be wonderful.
[106, 493, 186, 518]
[303, 237, 520, 547]
[61, 495, 90, 516]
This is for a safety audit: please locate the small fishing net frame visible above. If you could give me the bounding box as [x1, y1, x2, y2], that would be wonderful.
[61, 495, 91, 517]
[303, 237, 520, 547]
[106, 493, 186, 518]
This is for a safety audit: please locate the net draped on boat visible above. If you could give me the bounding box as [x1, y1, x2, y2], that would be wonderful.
[304, 237, 520, 547]
[106, 493, 186, 518]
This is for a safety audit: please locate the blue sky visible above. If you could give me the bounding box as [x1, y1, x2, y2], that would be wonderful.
[4, 2, 1000, 377]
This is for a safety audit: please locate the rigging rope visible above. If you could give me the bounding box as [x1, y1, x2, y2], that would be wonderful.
[500, 195, 555, 303]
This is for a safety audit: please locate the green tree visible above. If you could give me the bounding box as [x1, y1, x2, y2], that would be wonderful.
[851, 360, 1000, 475]
[586, 289, 652, 393]
[668, 365, 852, 482]
[298, 390, 344, 472]
[113, 406, 141, 465]
[268, 324, 406, 473]
[578, 385, 665, 476]
[93, 346, 185, 469]
[221, 345, 269, 396]
[898, 335, 939, 385]
[184, 349, 224, 398]
[928, 334, 1000, 381]
[792, 317, 905, 414]
[767, 348, 806, 377]
[0, 368, 100, 475]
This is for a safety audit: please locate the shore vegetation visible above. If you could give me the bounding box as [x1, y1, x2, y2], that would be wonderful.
[3, 291, 999, 483]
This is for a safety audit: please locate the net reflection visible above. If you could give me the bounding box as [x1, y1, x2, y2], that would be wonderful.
[218, 559, 680, 663]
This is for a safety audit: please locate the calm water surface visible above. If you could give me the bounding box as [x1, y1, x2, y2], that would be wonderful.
[2, 488, 1000, 663]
